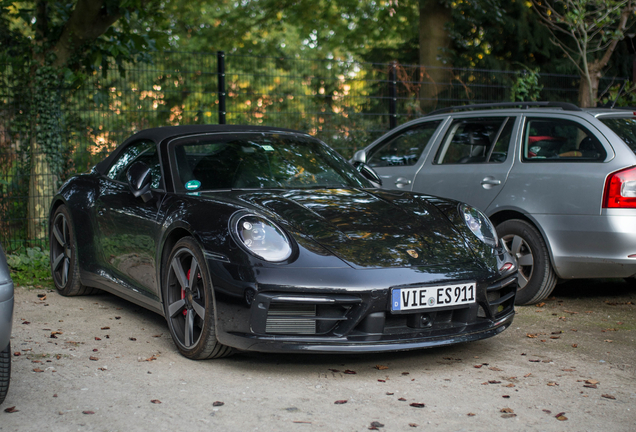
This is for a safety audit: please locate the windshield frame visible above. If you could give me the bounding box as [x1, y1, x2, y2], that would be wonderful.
[167, 132, 372, 193]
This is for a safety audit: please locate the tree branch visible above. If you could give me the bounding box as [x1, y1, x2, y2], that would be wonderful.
[51, 0, 122, 68]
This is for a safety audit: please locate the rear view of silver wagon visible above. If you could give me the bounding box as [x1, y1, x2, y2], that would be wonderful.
[0, 244, 14, 405]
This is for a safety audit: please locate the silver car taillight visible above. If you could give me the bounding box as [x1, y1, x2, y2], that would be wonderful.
[603, 166, 636, 208]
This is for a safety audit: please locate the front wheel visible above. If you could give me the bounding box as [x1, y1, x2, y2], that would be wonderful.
[497, 219, 557, 305]
[50, 205, 96, 296]
[163, 237, 233, 359]
[0, 343, 10, 405]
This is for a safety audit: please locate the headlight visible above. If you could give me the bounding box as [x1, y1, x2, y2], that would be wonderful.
[233, 214, 292, 262]
[460, 204, 498, 248]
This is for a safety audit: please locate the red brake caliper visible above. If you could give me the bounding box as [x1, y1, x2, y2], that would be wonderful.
[182, 269, 190, 316]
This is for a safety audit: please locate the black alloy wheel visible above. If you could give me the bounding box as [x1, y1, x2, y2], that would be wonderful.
[164, 237, 232, 359]
[497, 219, 557, 305]
[0, 343, 10, 405]
[50, 206, 95, 296]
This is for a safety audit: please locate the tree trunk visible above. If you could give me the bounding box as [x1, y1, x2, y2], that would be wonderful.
[578, 63, 602, 108]
[418, 0, 452, 113]
[28, 139, 58, 244]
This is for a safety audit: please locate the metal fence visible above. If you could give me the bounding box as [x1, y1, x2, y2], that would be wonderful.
[0, 50, 626, 251]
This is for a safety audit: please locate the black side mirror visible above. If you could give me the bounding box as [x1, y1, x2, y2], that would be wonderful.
[127, 161, 153, 202]
[353, 161, 382, 187]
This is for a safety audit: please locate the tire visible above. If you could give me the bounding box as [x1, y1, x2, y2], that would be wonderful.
[0, 343, 10, 406]
[497, 219, 557, 305]
[625, 277, 636, 287]
[49, 205, 97, 296]
[163, 237, 233, 360]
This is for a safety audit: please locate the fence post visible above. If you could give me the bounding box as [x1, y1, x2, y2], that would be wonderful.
[389, 61, 397, 129]
[217, 51, 226, 124]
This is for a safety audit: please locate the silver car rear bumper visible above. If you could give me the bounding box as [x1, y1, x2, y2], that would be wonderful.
[537, 211, 636, 279]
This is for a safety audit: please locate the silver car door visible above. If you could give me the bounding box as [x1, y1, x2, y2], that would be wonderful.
[412, 116, 518, 211]
[364, 119, 445, 190]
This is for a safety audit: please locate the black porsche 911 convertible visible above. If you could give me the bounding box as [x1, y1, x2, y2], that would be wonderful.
[49, 125, 517, 359]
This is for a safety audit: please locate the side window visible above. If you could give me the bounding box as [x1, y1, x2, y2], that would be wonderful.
[435, 117, 512, 164]
[106, 140, 162, 189]
[522, 118, 606, 162]
[367, 120, 442, 167]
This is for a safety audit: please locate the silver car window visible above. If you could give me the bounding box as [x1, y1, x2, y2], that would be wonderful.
[522, 118, 606, 162]
[599, 118, 636, 155]
[435, 117, 511, 164]
[367, 120, 442, 167]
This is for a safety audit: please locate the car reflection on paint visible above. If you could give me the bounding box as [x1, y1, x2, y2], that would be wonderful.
[50, 125, 517, 359]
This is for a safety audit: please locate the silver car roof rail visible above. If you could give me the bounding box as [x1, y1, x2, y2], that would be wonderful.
[426, 101, 582, 116]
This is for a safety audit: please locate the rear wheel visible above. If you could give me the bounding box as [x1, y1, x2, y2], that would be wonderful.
[0, 343, 10, 405]
[163, 237, 233, 359]
[497, 219, 557, 305]
[50, 205, 97, 296]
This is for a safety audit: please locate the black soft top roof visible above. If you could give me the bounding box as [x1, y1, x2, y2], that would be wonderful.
[94, 124, 307, 174]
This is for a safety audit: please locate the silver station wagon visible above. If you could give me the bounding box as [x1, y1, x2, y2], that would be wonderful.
[353, 102, 636, 305]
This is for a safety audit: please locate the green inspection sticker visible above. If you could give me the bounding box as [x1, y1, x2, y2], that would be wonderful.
[261, 145, 275, 151]
[185, 180, 201, 190]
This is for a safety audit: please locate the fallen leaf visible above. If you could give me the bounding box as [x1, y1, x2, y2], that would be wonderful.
[526, 333, 538, 338]
[401, 372, 409, 375]
[33, 368, 44, 372]
[13, 352, 20, 356]
[410, 403, 425, 408]
[94, 337, 101, 341]
[563, 310, 578, 314]
[375, 365, 389, 370]
[369, 421, 384, 429]
[536, 302, 546, 307]
[212, 401, 224, 406]
[601, 394, 616, 400]
[555, 412, 567, 421]
[115, 316, 121, 320]
[37, 294, 47, 300]
[334, 400, 348, 404]
[473, 364, 483, 368]
[385, 392, 394, 395]
[524, 373, 532, 378]
[502, 395, 510, 398]
[377, 379, 386, 383]
[398, 397, 407, 401]
[550, 336, 560, 339]
[151, 400, 161, 404]
[22, 321, 30, 325]
[101, 326, 110, 330]
[344, 369, 357, 374]
[505, 384, 515, 388]
[4, 406, 19, 413]
[586, 379, 599, 385]
[543, 409, 552, 414]
[82, 411, 95, 415]
[489, 367, 502, 371]
[529, 359, 540, 362]
[501, 408, 514, 413]
[488, 380, 502, 384]
[409, 423, 418, 427]
[547, 382, 559, 386]
[572, 344, 578, 348]
[604, 339, 613, 343]
[467, 413, 476, 417]
[562, 369, 575, 372]
[89, 356, 99, 361]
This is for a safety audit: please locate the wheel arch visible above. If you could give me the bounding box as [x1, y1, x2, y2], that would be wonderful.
[488, 209, 560, 277]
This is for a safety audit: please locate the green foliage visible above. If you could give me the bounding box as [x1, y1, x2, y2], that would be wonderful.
[6, 246, 53, 287]
[599, 81, 636, 107]
[510, 67, 543, 102]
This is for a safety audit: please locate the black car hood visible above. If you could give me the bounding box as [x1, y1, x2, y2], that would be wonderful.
[218, 188, 473, 269]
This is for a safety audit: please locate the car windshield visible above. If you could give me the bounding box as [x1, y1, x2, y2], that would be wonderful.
[172, 133, 371, 191]
[599, 117, 636, 155]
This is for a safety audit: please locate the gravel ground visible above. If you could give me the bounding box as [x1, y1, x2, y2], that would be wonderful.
[1, 279, 635, 431]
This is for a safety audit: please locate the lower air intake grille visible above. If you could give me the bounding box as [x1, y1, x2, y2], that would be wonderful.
[266, 304, 317, 334]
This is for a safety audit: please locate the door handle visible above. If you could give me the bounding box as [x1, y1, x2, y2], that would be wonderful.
[480, 178, 501, 186]
[480, 177, 502, 190]
[395, 177, 412, 188]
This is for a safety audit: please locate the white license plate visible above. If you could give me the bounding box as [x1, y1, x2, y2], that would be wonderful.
[391, 282, 476, 312]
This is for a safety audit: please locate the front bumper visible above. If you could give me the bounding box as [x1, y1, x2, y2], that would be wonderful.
[212, 264, 517, 353]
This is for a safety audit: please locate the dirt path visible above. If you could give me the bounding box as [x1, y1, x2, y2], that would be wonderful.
[1, 279, 635, 431]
